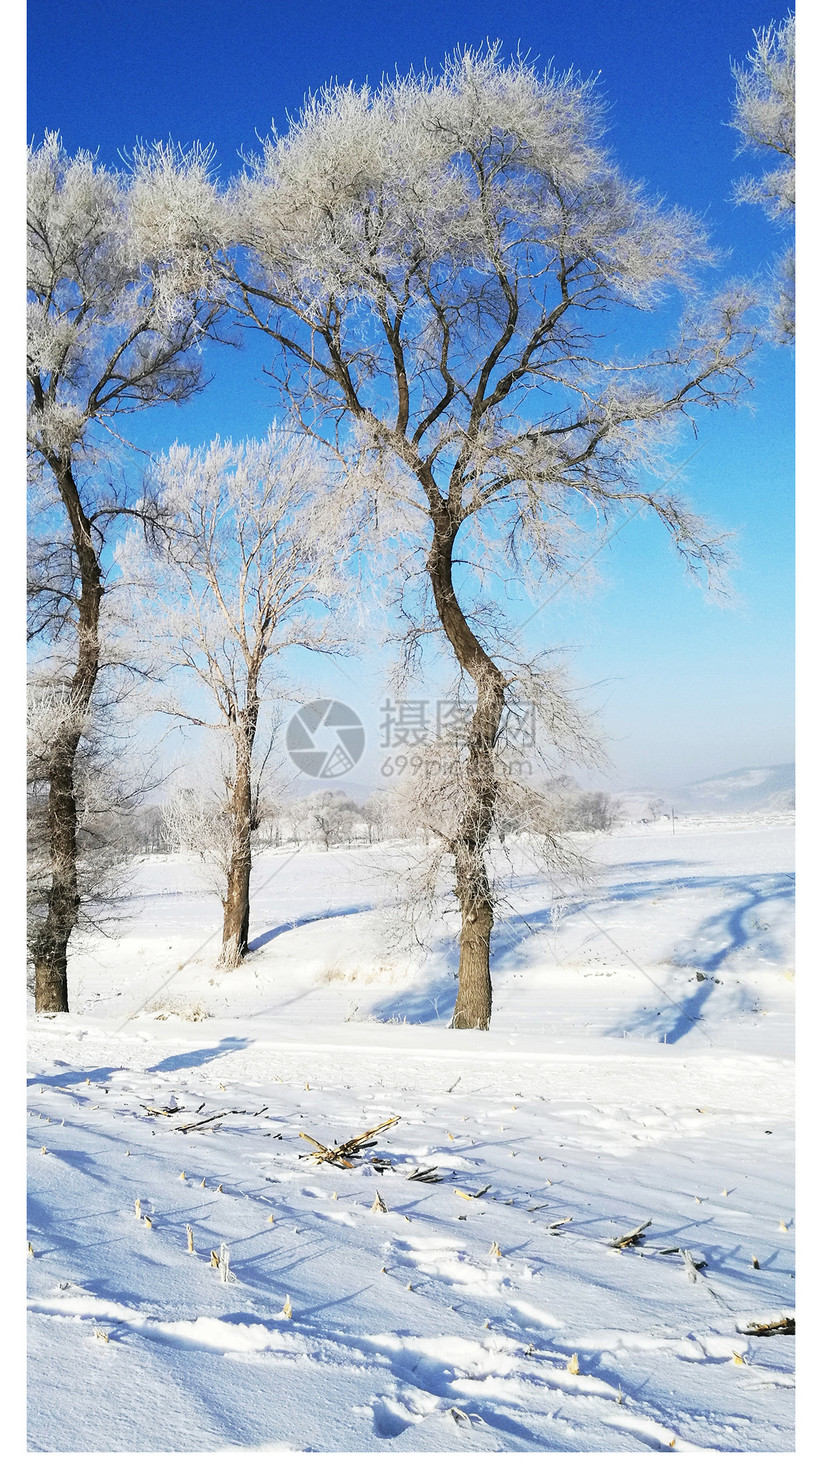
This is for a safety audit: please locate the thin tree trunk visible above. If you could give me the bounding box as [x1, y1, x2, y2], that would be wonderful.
[31, 457, 102, 1013]
[427, 510, 506, 1030]
[219, 706, 258, 969]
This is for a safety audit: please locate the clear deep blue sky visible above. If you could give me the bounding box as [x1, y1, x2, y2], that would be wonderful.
[27, 0, 794, 792]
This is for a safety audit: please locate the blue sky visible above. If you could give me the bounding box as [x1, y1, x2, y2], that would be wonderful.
[27, 0, 794, 792]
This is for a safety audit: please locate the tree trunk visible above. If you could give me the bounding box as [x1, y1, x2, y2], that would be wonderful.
[34, 955, 69, 1014]
[452, 857, 495, 1030]
[33, 749, 79, 1013]
[427, 509, 506, 1030]
[30, 457, 102, 1013]
[221, 849, 252, 968]
[219, 707, 258, 969]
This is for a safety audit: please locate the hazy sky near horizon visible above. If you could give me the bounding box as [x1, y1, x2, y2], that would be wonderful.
[27, 0, 794, 792]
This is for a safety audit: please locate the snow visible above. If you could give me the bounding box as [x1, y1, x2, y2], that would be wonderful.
[27, 818, 795, 1452]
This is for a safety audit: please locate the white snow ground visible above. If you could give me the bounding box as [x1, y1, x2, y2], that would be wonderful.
[27, 818, 795, 1452]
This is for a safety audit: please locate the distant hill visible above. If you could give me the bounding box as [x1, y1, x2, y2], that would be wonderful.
[675, 763, 795, 815]
[284, 764, 796, 816]
[614, 763, 794, 820]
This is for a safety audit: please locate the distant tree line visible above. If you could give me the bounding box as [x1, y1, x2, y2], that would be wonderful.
[122, 778, 623, 862]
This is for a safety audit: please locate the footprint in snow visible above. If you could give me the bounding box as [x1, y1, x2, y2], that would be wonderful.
[369, 1389, 438, 1438]
[389, 1238, 503, 1288]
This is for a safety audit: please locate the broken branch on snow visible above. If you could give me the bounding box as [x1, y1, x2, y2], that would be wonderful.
[299, 1116, 400, 1168]
[741, 1316, 795, 1337]
[609, 1219, 652, 1249]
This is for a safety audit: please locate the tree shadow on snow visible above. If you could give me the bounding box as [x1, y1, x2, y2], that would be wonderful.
[602, 872, 793, 1043]
[370, 869, 792, 1038]
[369, 941, 460, 1024]
[147, 1036, 251, 1072]
[28, 1064, 123, 1090]
[248, 904, 374, 953]
[491, 870, 793, 965]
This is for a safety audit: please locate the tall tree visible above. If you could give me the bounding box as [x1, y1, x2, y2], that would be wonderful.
[223, 47, 758, 1028]
[27, 133, 224, 1011]
[123, 429, 344, 967]
[730, 12, 795, 342]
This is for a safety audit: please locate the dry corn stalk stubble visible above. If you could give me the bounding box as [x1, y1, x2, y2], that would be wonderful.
[299, 1116, 401, 1168]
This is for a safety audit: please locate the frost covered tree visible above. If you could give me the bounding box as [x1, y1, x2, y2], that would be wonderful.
[362, 792, 388, 844]
[27, 133, 225, 1011]
[124, 430, 345, 967]
[288, 791, 364, 849]
[565, 789, 623, 833]
[730, 13, 795, 341]
[381, 684, 594, 948]
[223, 47, 758, 1028]
[161, 775, 238, 890]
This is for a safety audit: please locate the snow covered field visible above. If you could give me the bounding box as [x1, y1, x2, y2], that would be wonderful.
[27, 817, 795, 1452]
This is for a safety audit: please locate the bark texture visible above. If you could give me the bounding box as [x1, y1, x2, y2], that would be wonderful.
[31, 458, 102, 1013]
